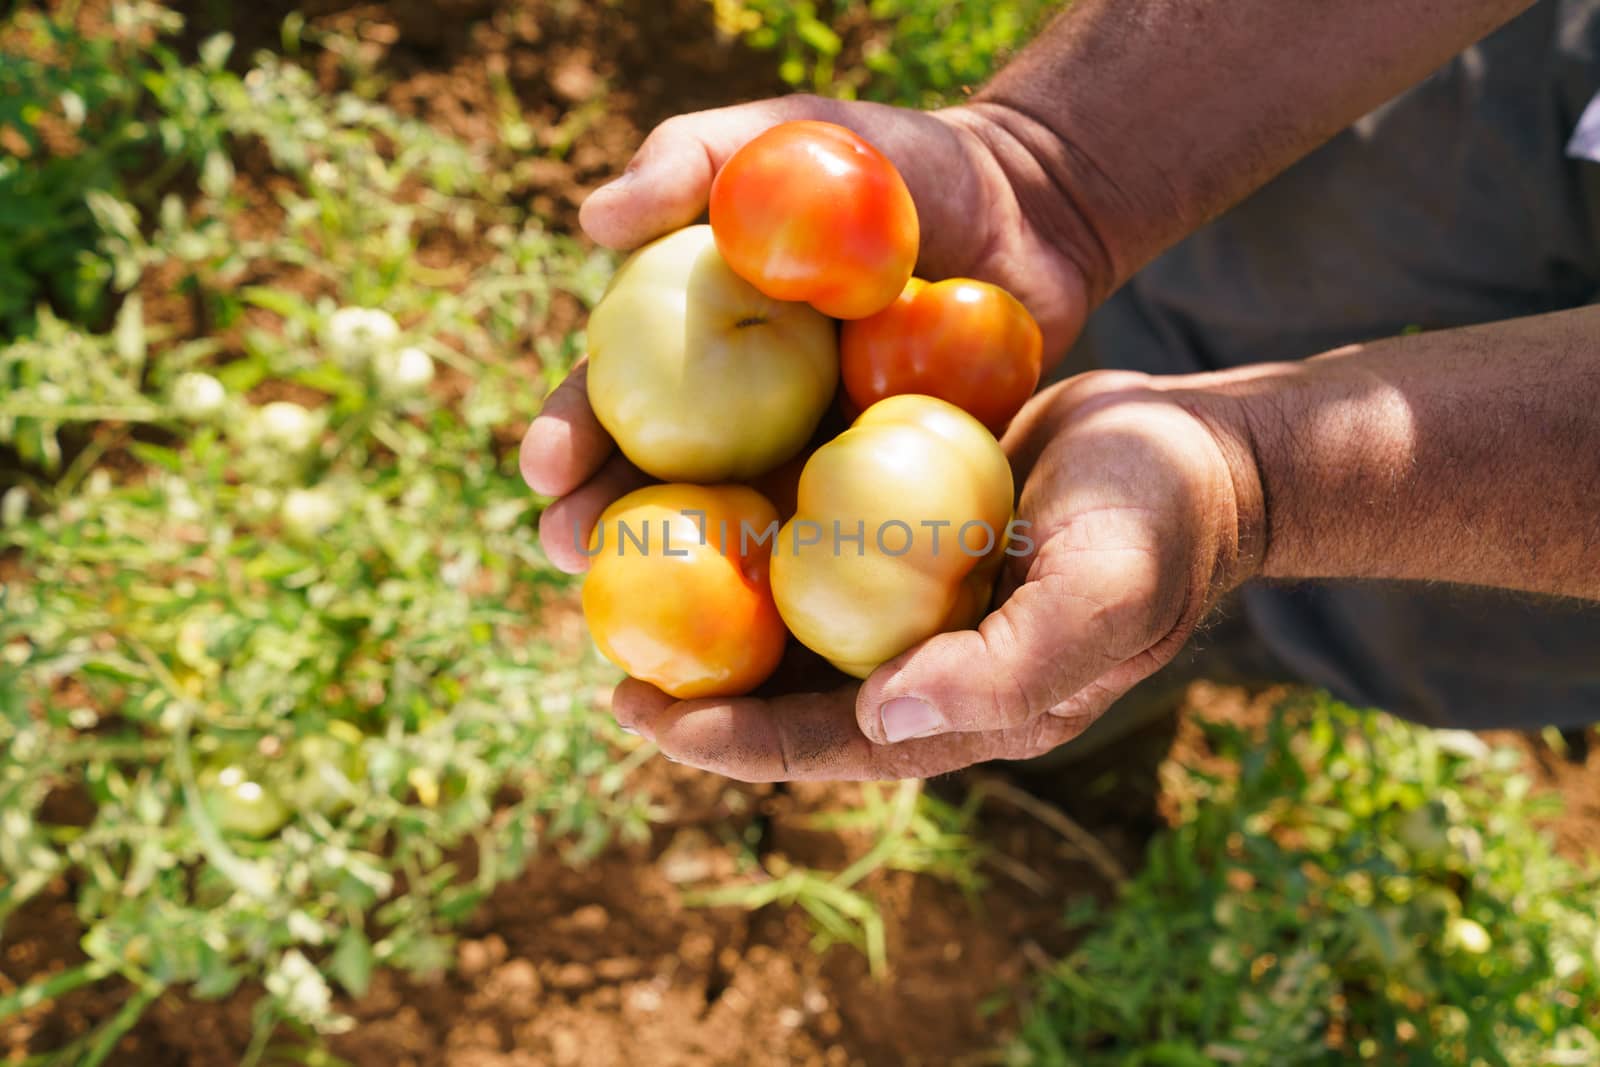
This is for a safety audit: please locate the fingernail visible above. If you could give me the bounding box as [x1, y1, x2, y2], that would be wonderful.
[880, 697, 944, 743]
[618, 723, 639, 736]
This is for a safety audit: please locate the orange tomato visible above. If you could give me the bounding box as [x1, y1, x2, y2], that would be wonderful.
[709, 120, 919, 320]
[840, 278, 1043, 434]
[583, 485, 787, 699]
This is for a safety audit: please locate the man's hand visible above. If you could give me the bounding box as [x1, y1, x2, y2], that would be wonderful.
[603, 371, 1262, 781]
[522, 95, 1097, 578]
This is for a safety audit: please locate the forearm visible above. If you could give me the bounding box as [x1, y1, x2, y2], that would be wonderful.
[958, 0, 1533, 302]
[1176, 308, 1600, 600]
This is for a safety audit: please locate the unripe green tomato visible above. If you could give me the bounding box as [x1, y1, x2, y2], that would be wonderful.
[324, 306, 400, 369]
[586, 225, 839, 483]
[292, 731, 367, 815]
[1445, 916, 1492, 955]
[374, 345, 435, 398]
[1394, 801, 1452, 862]
[253, 401, 323, 456]
[280, 485, 342, 541]
[198, 762, 292, 838]
[171, 372, 227, 420]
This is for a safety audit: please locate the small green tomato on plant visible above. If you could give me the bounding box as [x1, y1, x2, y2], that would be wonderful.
[374, 345, 435, 398]
[198, 762, 292, 839]
[170, 371, 227, 420]
[253, 401, 323, 456]
[323, 306, 401, 369]
[281, 485, 342, 541]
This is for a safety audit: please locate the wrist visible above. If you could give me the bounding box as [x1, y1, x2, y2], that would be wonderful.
[1154, 370, 1280, 594]
[935, 102, 1119, 313]
[1162, 356, 1400, 591]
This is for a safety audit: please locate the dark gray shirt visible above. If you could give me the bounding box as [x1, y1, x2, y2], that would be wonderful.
[1073, 0, 1600, 729]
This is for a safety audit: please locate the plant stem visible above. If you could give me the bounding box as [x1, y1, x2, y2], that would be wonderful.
[0, 403, 165, 423]
[79, 983, 163, 1067]
[0, 962, 114, 1023]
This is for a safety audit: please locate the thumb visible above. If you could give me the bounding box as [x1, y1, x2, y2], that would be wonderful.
[579, 97, 849, 250]
[855, 535, 1176, 745]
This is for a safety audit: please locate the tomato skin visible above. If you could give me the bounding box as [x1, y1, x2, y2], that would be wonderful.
[292, 730, 366, 815]
[198, 763, 292, 838]
[587, 225, 838, 483]
[583, 484, 788, 699]
[770, 395, 1014, 679]
[710, 121, 919, 321]
[841, 278, 1043, 434]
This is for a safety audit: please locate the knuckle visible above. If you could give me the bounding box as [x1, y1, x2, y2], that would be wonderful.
[974, 616, 1043, 728]
[652, 112, 695, 142]
[876, 745, 945, 782]
[784, 92, 828, 113]
[1015, 712, 1082, 761]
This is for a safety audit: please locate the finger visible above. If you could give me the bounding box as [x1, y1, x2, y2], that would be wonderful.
[1001, 371, 1151, 480]
[614, 677, 1099, 782]
[855, 531, 1176, 745]
[580, 98, 847, 250]
[578, 98, 981, 274]
[538, 454, 649, 574]
[521, 361, 613, 498]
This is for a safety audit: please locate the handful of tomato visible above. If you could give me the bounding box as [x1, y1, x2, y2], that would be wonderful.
[580, 122, 1043, 699]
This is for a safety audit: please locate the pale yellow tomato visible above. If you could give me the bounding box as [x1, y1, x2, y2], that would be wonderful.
[769, 395, 1014, 678]
[586, 225, 839, 484]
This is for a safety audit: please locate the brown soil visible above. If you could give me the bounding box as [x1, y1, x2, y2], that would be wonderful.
[176, 0, 788, 238]
[6, 743, 1143, 1067]
[1499, 726, 1600, 862]
[8, 676, 1599, 1065]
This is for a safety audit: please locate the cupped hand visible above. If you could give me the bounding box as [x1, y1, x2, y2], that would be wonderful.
[607, 371, 1265, 781]
[523, 95, 1090, 575]
[521, 97, 1254, 781]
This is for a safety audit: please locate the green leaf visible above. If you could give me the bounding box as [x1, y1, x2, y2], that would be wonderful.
[290, 362, 351, 396]
[194, 945, 243, 1000]
[796, 17, 842, 56]
[241, 285, 318, 327]
[129, 441, 184, 473]
[330, 926, 375, 997]
[1140, 1042, 1217, 1067]
[198, 33, 234, 72]
[214, 358, 267, 393]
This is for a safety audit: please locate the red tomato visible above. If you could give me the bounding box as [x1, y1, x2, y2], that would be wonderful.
[709, 121, 919, 320]
[840, 278, 1044, 434]
[583, 485, 787, 699]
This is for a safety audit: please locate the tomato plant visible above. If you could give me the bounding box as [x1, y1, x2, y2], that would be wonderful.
[841, 277, 1043, 432]
[709, 120, 919, 320]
